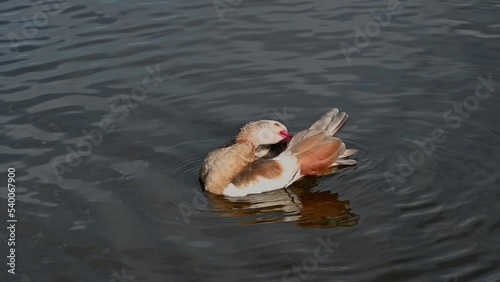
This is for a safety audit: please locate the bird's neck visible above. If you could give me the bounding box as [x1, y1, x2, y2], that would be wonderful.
[236, 138, 256, 153]
[208, 141, 255, 193]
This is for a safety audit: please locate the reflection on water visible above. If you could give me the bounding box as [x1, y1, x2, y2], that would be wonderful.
[209, 174, 359, 228]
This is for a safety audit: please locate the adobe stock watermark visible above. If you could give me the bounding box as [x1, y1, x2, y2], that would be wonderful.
[384, 74, 495, 192]
[282, 233, 340, 282]
[50, 64, 163, 182]
[262, 106, 297, 125]
[339, 0, 414, 63]
[469, 160, 499, 190]
[213, 0, 244, 21]
[7, 0, 68, 53]
[178, 188, 208, 224]
[109, 267, 135, 282]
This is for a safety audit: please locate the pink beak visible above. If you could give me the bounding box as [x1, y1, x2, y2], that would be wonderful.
[279, 130, 293, 141]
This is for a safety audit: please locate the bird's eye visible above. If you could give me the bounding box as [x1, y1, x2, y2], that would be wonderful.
[274, 122, 280, 127]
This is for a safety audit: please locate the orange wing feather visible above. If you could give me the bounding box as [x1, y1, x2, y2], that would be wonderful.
[289, 133, 345, 176]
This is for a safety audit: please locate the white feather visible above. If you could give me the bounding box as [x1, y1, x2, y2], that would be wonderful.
[223, 151, 300, 197]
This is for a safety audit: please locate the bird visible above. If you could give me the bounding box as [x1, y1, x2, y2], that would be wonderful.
[199, 108, 357, 197]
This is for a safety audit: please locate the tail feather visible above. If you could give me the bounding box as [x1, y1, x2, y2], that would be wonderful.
[340, 149, 357, 158]
[309, 108, 339, 131]
[326, 112, 348, 136]
[333, 159, 357, 166]
[286, 108, 356, 177]
[288, 108, 349, 149]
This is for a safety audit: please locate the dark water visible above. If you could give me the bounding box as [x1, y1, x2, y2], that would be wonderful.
[1, 0, 500, 281]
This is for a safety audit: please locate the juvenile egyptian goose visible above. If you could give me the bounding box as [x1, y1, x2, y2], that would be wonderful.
[200, 108, 357, 197]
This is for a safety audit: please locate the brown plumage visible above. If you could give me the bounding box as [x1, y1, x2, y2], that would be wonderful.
[287, 108, 355, 177]
[233, 159, 284, 187]
[295, 137, 344, 175]
[200, 120, 291, 195]
[199, 108, 357, 196]
[199, 141, 256, 195]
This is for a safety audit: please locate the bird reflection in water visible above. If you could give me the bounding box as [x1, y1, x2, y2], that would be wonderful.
[206, 166, 359, 228]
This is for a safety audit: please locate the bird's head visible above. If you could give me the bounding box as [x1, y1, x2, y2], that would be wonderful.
[237, 120, 293, 147]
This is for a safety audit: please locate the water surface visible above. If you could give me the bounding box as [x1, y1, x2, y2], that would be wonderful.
[0, 0, 499, 281]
